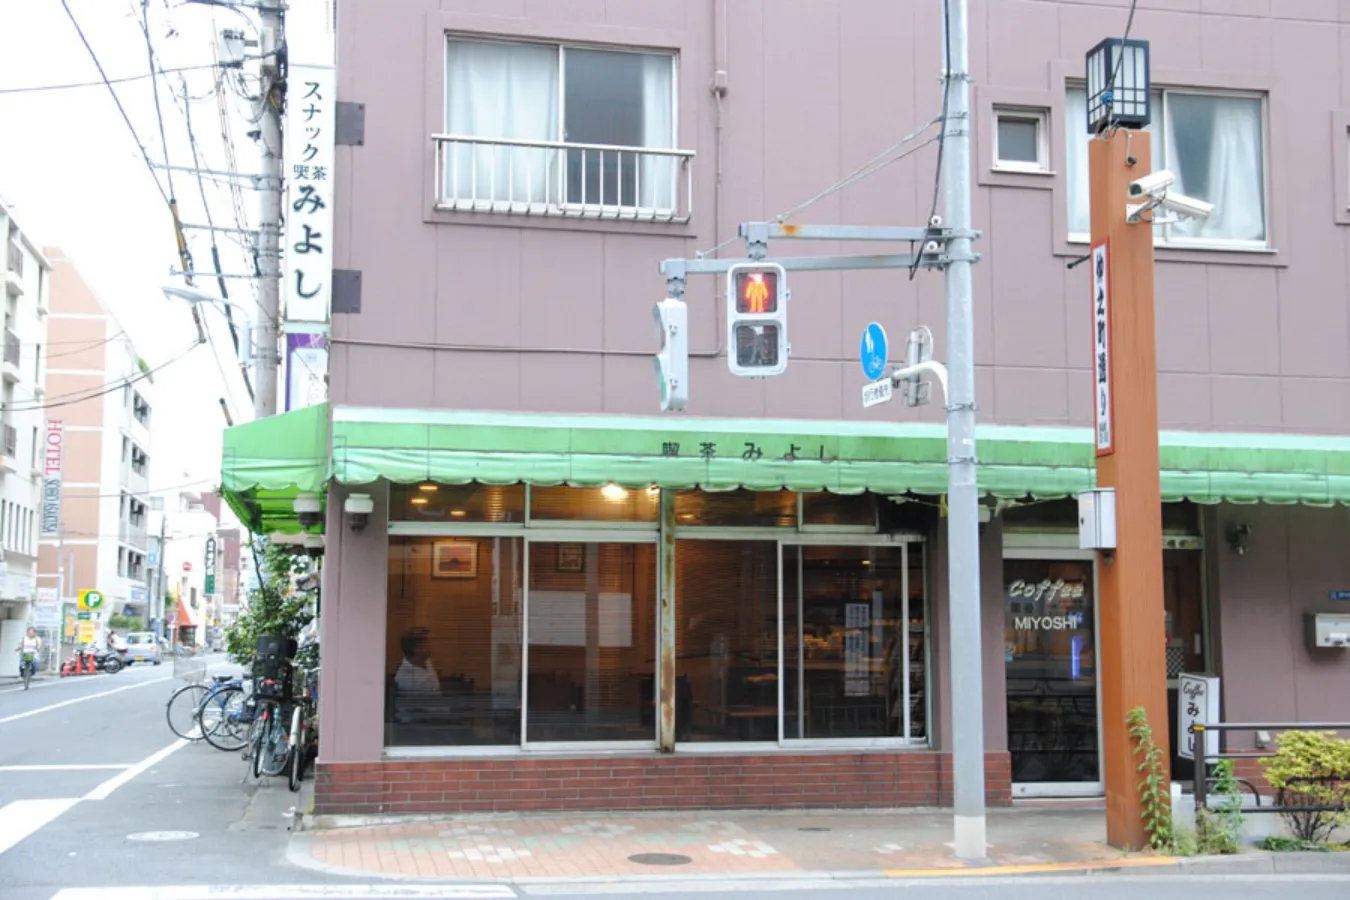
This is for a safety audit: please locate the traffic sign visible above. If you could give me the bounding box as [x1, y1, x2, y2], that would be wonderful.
[78, 589, 105, 611]
[860, 322, 888, 381]
[862, 378, 893, 408]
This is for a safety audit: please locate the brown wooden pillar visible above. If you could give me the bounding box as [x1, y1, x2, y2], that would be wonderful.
[1088, 128, 1171, 850]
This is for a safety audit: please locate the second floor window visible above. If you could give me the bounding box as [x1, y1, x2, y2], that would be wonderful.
[1066, 86, 1267, 247]
[443, 37, 678, 216]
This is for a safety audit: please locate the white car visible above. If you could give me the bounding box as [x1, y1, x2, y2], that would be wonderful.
[123, 632, 163, 666]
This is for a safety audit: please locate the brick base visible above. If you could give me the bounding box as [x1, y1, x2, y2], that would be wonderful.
[315, 751, 1013, 815]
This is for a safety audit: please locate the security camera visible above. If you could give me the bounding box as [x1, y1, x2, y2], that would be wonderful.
[294, 493, 322, 529]
[1128, 169, 1176, 198]
[1158, 191, 1214, 222]
[345, 493, 374, 532]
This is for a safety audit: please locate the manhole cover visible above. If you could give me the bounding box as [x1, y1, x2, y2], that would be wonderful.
[126, 831, 199, 842]
[628, 852, 692, 866]
[798, 826, 831, 832]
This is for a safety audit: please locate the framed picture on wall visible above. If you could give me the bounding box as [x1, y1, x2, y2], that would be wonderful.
[556, 543, 585, 573]
[432, 540, 477, 579]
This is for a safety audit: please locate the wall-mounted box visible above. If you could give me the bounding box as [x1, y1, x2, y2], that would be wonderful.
[1305, 613, 1350, 649]
[1078, 488, 1117, 551]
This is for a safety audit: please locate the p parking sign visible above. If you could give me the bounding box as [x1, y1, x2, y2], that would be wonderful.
[78, 589, 105, 612]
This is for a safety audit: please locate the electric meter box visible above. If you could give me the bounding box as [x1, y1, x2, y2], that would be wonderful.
[1304, 613, 1350, 649]
[1077, 488, 1117, 551]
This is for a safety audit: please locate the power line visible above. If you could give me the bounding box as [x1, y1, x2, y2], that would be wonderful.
[911, 0, 953, 282]
[0, 61, 225, 95]
[4, 342, 201, 413]
[1104, 0, 1140, 134]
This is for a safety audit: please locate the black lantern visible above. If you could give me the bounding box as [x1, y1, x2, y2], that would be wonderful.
[1085, 37, 1150, 134]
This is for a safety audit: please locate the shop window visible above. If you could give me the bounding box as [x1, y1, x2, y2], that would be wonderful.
[385, 536, 523, 747]
[674, 540, 779, 742]
[801, 492, 877, 528]
[389, 483, 525, 523]
[529, 485, 658, 523]
[525, 542, 657, 743]
[674, 489, 796, 528]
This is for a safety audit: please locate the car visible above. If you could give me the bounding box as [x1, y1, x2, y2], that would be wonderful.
[123, 632, 162, 666]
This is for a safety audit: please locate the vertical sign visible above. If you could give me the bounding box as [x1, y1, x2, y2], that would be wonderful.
[283, 65, 336, 325]
[204, 537, 217, 596]
[40, 420, 64, 537]
[1177, 673, 1220, 761]
[285, 332, 329, 412]
[1090, 240, 1114, 456]
[844, 602, 870, 697]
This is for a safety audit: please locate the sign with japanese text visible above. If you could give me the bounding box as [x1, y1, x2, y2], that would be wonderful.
[204, 537, 217, 596]
[1178, 673, 1219, 761]
[1090, 240, 1114, 456]
[41, 420, 64, 537]
[283, 65, 336, 325]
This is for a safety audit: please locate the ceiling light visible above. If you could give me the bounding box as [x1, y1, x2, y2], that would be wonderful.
[450, 510, 467, 518]
[418, 483, 438, 493]
[601, 483, 627, 501]
[410, 497, 429, 506]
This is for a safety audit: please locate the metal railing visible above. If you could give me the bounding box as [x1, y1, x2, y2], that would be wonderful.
[5, 241, 21, 277]
[433, 134, 694, 224]
[1190, 720, 1350, 814]
[2, 424, 15, 457]
[3, 329, 18, 366]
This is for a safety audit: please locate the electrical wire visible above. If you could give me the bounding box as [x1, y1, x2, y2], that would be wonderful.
[910, 0, 953, 282]
[42, 331, 127, 360]
[0, 61, 226, 95]
[1103, 0, 1140, 135]
[4, 342, 202, 413]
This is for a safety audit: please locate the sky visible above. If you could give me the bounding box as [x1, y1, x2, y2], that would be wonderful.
[0, 0, 268, 502]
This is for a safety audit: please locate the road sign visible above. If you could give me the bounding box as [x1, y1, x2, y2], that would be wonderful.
[862, 378, 893, 408]
[78, 589, 105, 611]
[77, 611, 92, 621]
[860, 322, 888, 381]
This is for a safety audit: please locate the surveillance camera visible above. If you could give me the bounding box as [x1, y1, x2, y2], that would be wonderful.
[1127, 169, 1176, 198]
[1158, 190, 1214, 222]
[294, 493, 322, 529]
[345, 493, 374, 532]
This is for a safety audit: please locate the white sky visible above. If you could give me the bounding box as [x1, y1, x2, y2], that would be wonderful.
[0, 0, 267, 500]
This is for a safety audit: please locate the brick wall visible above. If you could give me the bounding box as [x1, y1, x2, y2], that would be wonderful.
[314, 751, 1013, 815]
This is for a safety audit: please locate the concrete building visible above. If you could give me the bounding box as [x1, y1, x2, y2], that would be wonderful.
[150, 492, 245, 648]
[38, 250, 153, 640]
[219, 1, 1350, 815]
[0, 197, 51, 674]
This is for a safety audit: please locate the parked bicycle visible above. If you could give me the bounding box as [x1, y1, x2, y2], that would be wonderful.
[165, 674, 258, 751]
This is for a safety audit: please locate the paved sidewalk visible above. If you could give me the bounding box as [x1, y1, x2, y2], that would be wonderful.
[293, 807, 1151, 881]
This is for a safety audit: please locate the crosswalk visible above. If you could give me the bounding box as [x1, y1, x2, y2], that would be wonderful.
[48, 887, 517, 899]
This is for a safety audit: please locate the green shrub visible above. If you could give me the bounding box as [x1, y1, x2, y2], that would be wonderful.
[1128, 706, 1174, 851]
[1196, 759, 1244, 854]
[1260, 731, 1350, 845]
[224, 538, 314, 668]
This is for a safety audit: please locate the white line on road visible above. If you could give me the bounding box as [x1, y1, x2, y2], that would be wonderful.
[0, 675, 174, 724]
[0, 798, 80, 854]
[0, 673, 109, 693]
[0, 764, 131, 772]
[83, 739, 189, 801]
[50, 886, 517, 899]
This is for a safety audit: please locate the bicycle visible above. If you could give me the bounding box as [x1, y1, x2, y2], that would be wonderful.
[287, 665, 319, 791]
[18, 652, 36, 690]
[165, 675, 248, 743]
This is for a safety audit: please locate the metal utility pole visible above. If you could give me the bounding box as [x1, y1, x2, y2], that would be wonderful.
[254, 4, 285, 418]
[149, 515, 166, 639]
[940, 0, 988, 862]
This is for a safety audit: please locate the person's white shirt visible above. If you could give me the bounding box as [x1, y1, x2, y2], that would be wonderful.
[108, 633, 127, 652]
[394, 657, 441, 722]
[18, 634, 40, 654]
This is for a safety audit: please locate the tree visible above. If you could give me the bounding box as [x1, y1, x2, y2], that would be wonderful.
[225, 537, 314, 668]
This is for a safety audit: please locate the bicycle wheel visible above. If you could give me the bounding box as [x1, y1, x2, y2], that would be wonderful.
[165, 684, 212, 741]
[260, 708, 292, 778]
[287, 720, 305, 792]
[202, 688, 250, 752]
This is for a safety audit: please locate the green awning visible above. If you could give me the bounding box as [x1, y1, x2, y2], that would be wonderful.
[329, 406, 1350, 506]
[220, 402, 330, 533]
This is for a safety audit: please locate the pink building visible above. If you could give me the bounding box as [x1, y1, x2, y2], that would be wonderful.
[220, 0, 1350, 816]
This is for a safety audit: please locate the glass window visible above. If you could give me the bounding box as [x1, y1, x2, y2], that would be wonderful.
[675, 540, 779, 742]
[525, 542, 656, 742]
[385, 537, 523, 747]
[529, 485, 658, 523]
[1066, 86, 1265, 245]
[801, 492, 877, 528]
[993, 109, 1047, 172]
[389, 483, 524, 523]
[674, 489, 796, 528]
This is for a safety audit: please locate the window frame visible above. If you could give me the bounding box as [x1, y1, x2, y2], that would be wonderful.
[992, 107, 1050, 174]
[1065, 83, 1272, 252]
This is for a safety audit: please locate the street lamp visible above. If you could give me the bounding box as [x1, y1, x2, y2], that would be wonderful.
[1085, 38, 1151, 134]
[161, 284, 256, 364]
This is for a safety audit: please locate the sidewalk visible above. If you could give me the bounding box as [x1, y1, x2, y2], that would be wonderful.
[291, 807, 1167, 882]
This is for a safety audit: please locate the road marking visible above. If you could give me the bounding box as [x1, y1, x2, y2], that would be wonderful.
[83, 739, 189, 801]
[50, 887, 517, 899]
[0, 764, 131, 772]
[0, 676, 174, 724]
[0, 674, 110, 693]
[0, 798, 80, 854]
[882, 856, 1178, 877]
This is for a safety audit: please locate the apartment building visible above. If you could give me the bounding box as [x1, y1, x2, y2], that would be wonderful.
[38, 250, 153, 640]
[0, 197, 51, 674]
[218, 1, 1350, 815]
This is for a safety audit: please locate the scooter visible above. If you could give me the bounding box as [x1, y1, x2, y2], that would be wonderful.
[92, 646, 125, 674]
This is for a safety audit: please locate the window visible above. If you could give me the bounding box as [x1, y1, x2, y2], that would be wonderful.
[993, 108, 1049, 173]
[390, 483, 525, 522]
[441, 38, 682, 218]
[1066, 86, 1267, 246]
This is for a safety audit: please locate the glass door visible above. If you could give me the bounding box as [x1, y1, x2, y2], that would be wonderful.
[1004, 557, 1101, 795]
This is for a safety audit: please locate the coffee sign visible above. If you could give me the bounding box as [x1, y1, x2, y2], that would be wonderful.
[1006, 578, 1086, 604]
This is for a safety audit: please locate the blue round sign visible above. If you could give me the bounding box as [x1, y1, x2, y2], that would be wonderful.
[859, 322, 888, 381]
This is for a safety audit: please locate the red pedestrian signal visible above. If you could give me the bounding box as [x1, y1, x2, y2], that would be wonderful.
[735, 270, 778, 314]
[725, 262, 788, 377]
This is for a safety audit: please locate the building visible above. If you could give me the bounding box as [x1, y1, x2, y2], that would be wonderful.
[150, 492, 246, 648]
[38, 250, 153, 642]
[0, 197, 51, 673]
[218, 1, 1350, 816]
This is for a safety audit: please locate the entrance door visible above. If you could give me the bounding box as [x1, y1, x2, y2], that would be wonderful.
[1004, 556, 1101, 796]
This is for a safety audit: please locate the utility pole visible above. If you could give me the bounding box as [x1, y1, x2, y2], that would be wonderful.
[253, 4, 285, 418]
[149, 514, 166, 640]
[940, 0, 988, 862]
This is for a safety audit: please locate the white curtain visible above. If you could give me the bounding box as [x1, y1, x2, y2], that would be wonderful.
[445, 40, 558, 207]
[1167, 95, 1265, 243]
[638, 54, 675, 211]
[1065, 88, 1090, 236]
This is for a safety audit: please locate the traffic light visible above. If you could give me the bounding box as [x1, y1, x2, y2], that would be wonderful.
[653, 297, 688, 413]
[726, 262, 788, 377]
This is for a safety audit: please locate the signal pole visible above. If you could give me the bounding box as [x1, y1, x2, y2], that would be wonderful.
[254, 4, 285, 418]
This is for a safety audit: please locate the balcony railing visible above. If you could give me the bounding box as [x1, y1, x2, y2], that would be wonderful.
[3, 329, 18, 366]
[2, 424, 14, 457]
[433, 134, 694, 224]
[5, 241, 21, 278]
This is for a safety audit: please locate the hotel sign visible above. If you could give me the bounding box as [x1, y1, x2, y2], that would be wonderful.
[41, 420, 64, 537]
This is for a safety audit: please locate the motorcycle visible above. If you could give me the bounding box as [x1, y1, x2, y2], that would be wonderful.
[93, 646, 125, 674]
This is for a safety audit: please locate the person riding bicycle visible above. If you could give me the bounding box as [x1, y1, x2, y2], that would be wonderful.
[15, 626, 41, 680]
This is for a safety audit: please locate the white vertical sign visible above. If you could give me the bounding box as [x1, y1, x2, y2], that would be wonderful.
[40, 420, 64, 537]
[1178, 673, 1220, 761]
[283, 65, 337, 325]
[1090, 239, 1113, 456]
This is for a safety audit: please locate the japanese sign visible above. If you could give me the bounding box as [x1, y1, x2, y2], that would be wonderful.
[283, 65, 336, 325]
[1090, 240, 1114, 456]
[40, 420, 64, 537]
[1177, 673, 1220, 761]
[286, 332, 329, 412]
[204, 537, 217, 596]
